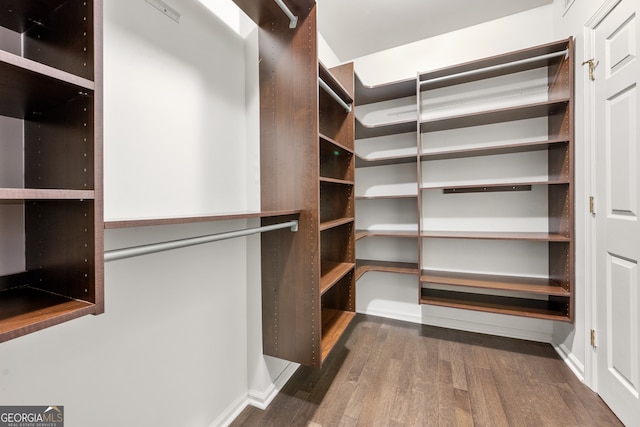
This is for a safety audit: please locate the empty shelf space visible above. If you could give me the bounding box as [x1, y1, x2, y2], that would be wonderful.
[355, 74, 417, 106]
[0, 188, 95, 200]
[0, 286, 95, 342]
[319, 62, 353, 105]
[320, 217, 354, 231]
[356, 230, 419, 240]
[321, 262, 356, 295]
[421, 231, 571, 242]
[420, 288, 570, 321]
[420, 100, 570, 133]
[420, 138, 570, 161]
[356, 259, 419, 280]
[356, 118, 417, 139]
[420, 270, 569, 296]
[320, 133, 354, 154]
[321, 308, 356, 362]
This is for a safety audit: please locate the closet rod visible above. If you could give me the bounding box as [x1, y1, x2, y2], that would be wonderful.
[319, 78, 353, 113]
[104, 220, 298, 262]
[420, 50, 569, 86]
[274, 0, 298, 28]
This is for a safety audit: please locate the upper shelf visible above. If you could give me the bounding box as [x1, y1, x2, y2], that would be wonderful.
[355, 73, 416, 106]
[319, 62, 353, 106]
[232, 0, 315, 27]
[419, 38, 572, 91]
[104, 210, 302, 229]
[0, 1, 68, 33]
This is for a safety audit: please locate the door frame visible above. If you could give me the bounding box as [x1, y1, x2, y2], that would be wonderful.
[582, 0, 626, 393]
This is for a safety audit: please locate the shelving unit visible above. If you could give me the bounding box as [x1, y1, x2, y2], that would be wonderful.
[354, 38, 574, 322]
[232, 0, 355, 367]
[0, 0, 103, 342]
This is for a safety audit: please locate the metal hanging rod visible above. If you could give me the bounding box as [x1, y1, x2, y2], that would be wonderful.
[420, 50, 569, 86]
[274, 0, 298, 29]
[104, 220, 298, 262]
[319, 78, 353, 113]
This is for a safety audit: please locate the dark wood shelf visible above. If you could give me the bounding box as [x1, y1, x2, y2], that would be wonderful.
[355, 73, 416, 106]
[420, 99, 570, 133]
[420, 288, 570, 321]
[0, 188, 95, 200]
[320, 217, 355, 232]
[421, 231, 571, 242]
[321, 262, 355, 295]
[320, 177, 355, 186]
[319, 61, 353, 105]
[420, 270, 570, 296]
[419, 38, 572, 90]
[356, 194, 417, 200]
[355, 152, 417, 168]
[0, 286, 96, 343]
[104, 210, 301, 229]
[320, 308, 356, 362]
[356, 259, 419, 280]
[421, 179, 570, 193]
[356, 230, 419, 241]
[420, 138, 569, 161]
[320, 133, 354, 155]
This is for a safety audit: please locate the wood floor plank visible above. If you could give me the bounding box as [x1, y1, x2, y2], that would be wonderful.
[231, 314, 622, 427]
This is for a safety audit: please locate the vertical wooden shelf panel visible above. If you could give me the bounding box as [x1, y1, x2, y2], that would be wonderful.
[0, 0, 103, 343]
[234, 0, 355, 367]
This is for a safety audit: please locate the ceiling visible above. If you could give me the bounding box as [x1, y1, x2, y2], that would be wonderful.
[317, 0, 554, 61]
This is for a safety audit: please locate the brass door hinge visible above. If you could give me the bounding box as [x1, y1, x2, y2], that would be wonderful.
[590, 196, 596, 214]
[582, 59, 598, 81]
[591, 329, 597, 349]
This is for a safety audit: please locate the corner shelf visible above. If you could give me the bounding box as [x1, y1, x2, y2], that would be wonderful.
[0, 0, 103, 343]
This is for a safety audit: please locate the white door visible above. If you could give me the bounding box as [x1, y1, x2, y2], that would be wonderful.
[593, 0, 640, 425]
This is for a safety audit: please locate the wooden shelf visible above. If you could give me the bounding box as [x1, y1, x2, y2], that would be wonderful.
[356, 230, 419, 240]
[104, 210, 301, 229]
[356, 194, 417, 200]
[0, 188, 95, 200]
[0, 286, 96, 343]
[320, 308, 356, 362]
[320, 133, 354, 154]
[321, 262, 355, 295]
[320, 217, 355, 232]
[420, 99, 569, 133]
[319, 62, 353, 105]
[320, 177, 355, 185]
[356, 259, 419, 280]
[355, 73, 416, 106]
[355, 152, 417, 168]
[421, 231, 571, 242]
[420, 270, 569, 296]
[420, 138, 569, 161]
[421, 180, 569, 193]
[420, 288, 570, 321]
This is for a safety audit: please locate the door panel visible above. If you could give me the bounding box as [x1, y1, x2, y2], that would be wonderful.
[595, 1, 640, 425]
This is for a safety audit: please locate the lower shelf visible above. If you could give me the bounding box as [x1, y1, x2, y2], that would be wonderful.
[420, 288, 570, 321]
[356, 259, 419, 280]
[321, 308, 356, 362]
[0, 286, 96, 342]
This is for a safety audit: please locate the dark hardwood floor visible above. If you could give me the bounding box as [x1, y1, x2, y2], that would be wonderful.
[231, 314, 622, 426]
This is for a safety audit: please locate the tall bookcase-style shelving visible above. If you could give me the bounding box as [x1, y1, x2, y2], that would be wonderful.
[0, 0, 104, 342]
[355, 38, 575, 322]
[233, 0, 356, 367]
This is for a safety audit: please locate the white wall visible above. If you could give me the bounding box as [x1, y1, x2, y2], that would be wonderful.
[350, 5, 564, 343]
[0, 1, 290, 425]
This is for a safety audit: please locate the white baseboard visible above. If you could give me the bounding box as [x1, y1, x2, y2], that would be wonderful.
[247, 362, 299, 409]
[358, 306, 554, 343]
[210, 361, 299, 427]
[553, 342, 585, 382]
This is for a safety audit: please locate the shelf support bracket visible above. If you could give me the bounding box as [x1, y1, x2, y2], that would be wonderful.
[274, 0, 298, 29]
[105, 220, 298, 262]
